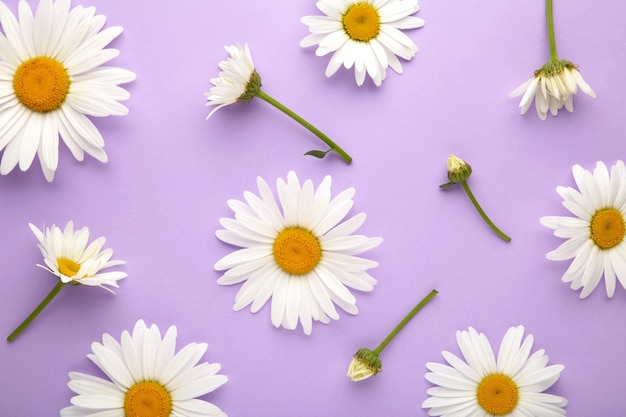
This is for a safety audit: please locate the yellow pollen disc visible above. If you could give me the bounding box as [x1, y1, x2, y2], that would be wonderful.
[476, 374, 519, 415]
[342, 3, 381, 42]
[124, 381, 173, 417]
[273, 227, 322, 275]
[13, 56, 70, 113]
[57, 258, 81, 277]
[591, 208, 625, 250]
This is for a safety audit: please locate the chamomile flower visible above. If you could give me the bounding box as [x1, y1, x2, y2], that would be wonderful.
[540, 161, 626, 298]
[509, 60, 595, 121]
[214, 171, 382, 335]
[509, 0, 594, 120]
[205, 43, 352, 162]
[7, 221, 126, 341]
[423, 326, 567, 417]
[0, 0, 136, 181]
[61, 319, 228, 417]
[300, 0, 425, 86]
[30, 221, 126, 290]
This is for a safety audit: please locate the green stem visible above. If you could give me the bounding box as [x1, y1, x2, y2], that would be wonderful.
[255, 89, 352, 163]
[461, 180, 511, 242]
[546, 0, 558, 62]
[7, 280, 66, 342]
[373, 289, 438, 355]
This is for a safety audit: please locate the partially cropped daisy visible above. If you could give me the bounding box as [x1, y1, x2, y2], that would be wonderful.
[509, 0, 594, 120]
[423, 326, 567, 417]
[300, 0, 425, 86]
[7, 221, 126, 341]
[214, 171, 382, 335]
[540, 160, 626, 298]
[0, 0, 136, 181]
[61, 319, 228, 417]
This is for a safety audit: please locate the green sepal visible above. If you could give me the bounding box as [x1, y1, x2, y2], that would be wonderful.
[439, 182, 456, 189]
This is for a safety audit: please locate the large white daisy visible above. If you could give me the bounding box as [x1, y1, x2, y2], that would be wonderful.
[214, 171, 382, 335]
[300, 0, 425, 87]
[61, 319, 228, 417]
[0, 0, 135, 181]
[422, 326, 567, 417]
[540, 160, 626, 298]
[30, 221, 127, 292]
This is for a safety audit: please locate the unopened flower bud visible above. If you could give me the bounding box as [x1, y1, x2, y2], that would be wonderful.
[447, 154, 472, 183]
[347, 348, 382, 382]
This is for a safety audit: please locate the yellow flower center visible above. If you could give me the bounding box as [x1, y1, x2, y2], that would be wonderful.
[13, 56, 70, 113]
[590, 208, 625, 250]
[124, 381, 173, 417]
[272, 227, 322, 275]
[476, 373, 519, 415]
[342, 3, 381, 42]
[57, 258, 80, 277]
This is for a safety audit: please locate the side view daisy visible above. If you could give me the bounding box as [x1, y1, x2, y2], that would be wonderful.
[205, 43, 352, 163]
[540, 160, 626, 298]
[214, 171, 383, 335]
[0, 0, 136, 181]
[423, 326, 567, 417]
[7, 221, 126, 341]
[300, 0, 425, 86]
[61, 319, 228, 417]
[509, 0, 595, 120]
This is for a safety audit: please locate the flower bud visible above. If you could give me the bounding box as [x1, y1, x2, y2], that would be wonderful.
[447, 154, 472, 183]
[347, 348, 382, 382]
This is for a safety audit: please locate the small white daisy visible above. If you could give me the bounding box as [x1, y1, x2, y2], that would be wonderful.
[0, 0, 136, 181]
[423, 326, 567, 417]
[204, 43, 258, 120]
[540, 160, 626, 298]
[214, 171, 382, 335]
[300, 0, 425, 86]
[7, 221, 126, 341]
[61, 319, 228, 417]
[509, 61, 595, 120]
[30, 221, 127, 292]
[204, 43, 352, 162]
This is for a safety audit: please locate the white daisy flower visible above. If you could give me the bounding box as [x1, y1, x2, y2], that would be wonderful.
[205, 43, 352, 162]
[509, 61, 596, 121]
[204, 43, 258, 120]
[7, 221, 126, 341]
[300, 0, 425, 86]
[61, 319, 228, 417]
[540, 160, 626, 298]
[0, 0, 136, 181]
[30, 221, 127, 291]
[422, 326, 567, 417]
[214, 171, 382, 335]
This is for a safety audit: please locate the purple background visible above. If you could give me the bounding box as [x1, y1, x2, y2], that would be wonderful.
[1, 0, 624, 415]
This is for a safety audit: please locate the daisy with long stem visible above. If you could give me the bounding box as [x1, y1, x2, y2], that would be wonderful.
[205, 43, 352, 163]
[347, 289, 437, 381]
[509, 0, 595, 120]
[7, 221, 126, 341]
[440, 155, 511, 242]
